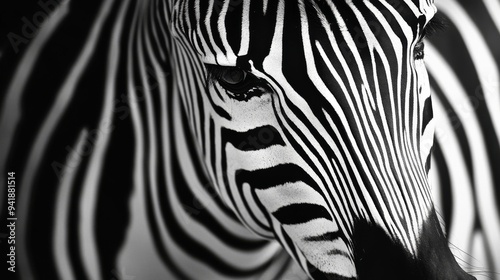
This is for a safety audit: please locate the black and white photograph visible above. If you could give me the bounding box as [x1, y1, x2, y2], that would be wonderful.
[1, 0, 499, 279]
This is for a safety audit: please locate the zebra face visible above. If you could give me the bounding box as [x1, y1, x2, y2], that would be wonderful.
[173, 0, 474, 279]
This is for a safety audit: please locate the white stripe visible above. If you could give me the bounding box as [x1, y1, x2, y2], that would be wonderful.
[53, 129, 88, 280]
[238, 0, 251, 56]
[482, 0, 500, 34]
[262, 0, 269, 15]
[217, 0, 237, 60]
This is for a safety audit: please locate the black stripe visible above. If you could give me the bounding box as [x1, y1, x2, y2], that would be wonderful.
[222, 125, 285, 151]
[235, 163, 320, 191]
[273, 203, 332, 225]
[421, 97, 433, 134]
[304, 231, 343, 242]
[431, 142, 452, 234]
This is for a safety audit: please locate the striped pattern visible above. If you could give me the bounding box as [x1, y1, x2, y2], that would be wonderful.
[173, 0, 441, 278]
[0, 0, 493, 279]
[427, 1, 500, 279]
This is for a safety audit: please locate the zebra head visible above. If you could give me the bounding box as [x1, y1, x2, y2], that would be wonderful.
[171, 0, 475, 279]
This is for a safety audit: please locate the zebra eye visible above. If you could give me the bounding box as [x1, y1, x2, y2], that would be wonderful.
[221, 68, 246, 84]
[205, 64, 272, 101]
[414, 41, 425, 60]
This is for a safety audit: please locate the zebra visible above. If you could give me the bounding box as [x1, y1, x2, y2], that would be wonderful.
[0, 0, 496, 279]
[426, 0, 500, 279]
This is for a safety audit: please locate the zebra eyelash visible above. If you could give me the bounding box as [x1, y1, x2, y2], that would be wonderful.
[205, 64, 241, 83]
[414, 13, 446, 60]
[414, 41, 425, 60]
[423, 12, 448, 39]
[204, 64, 273, 101]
